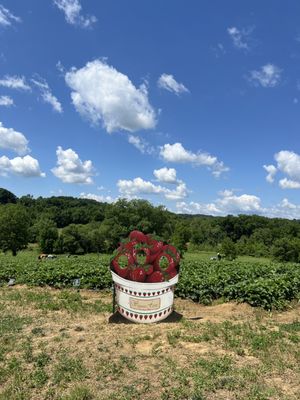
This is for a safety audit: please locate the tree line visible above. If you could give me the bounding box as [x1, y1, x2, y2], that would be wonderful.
[1, 187, 300, 262]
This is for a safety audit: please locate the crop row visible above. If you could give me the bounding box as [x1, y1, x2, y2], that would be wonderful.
[0, 253, 299, 309]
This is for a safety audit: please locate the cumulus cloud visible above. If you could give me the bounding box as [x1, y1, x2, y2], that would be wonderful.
[279, 178, 300, 189]
[275, 150, 300, 182]
[176, 190, 262, 216]
[0, 155, 45, 177]
[0, 75, 30, 91]
[65, 59, 157, 133]
[53, 0, 97, 28]
[118, 177, 165, 197]
[164, 181, 187, 201]
[127, 135, 154, 154]
[0, 95, 13, 106]
[0, 4, 21, 27]
[263, 164, 277, 183]
[176, 194, 300, 219]
[153, 167, 177, 184]
[265, 150, 300, 189]
[117, 176, 187, 201]
[176, 201, 220, 215]
[249, 64, 281, 88]
[227, 26, 253, 50]
[0, 122, 30, 155]
[265, 198, 300, 219]
[31, 76, 63, 113]
[80, 192, 115, 203]
[160, 142, 229, 177]
[217, 192, 262, 213]
[157, 73, 189, 95]
[52, 146, 94, 184]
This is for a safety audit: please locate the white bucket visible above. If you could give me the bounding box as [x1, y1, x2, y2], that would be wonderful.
[111, 271, 179, 323]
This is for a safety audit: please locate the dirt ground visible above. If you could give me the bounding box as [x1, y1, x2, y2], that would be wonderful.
[1, 286, 299, 400]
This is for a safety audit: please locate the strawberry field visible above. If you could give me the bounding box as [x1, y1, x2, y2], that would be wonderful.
[0, 252, 299, 310]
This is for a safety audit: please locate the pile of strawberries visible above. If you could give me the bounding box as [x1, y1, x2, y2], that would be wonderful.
[110, 230, 180, 283]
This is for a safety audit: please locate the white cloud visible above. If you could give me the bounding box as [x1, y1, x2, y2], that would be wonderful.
[218, 189, 234, 197]
[176, 195, 300, 220]
[160, 142, 229, 177]
[80, 192, 115, 203]
[249, 64, 281, 88]
[53, 0, 97, 28]
[157, 74, 189, 95]
[117, 176, 187, 201]
[65, 59, 157, 133]
[217, 193, 262, 213]
[266, 198, 300, 219]
[0, 4, 21, 27]
[0, 95, 13, 106]
[265, 151, 300, 189]
[227, 26, 252, 50]
[263, 164, 277, 183]
[0, 75, 30, 91]
[117, 177, 165, 197]
[31, 77, 63, 113]
[176, 190, 262, 216]
[176, 201, 221, 215]
[52, 146, 94, 184]
[153, 167, 177, 184]
[0, 122, 30, 155]
[0, 155, 45, 177]
[127, 135, 154, 154]
[164, 181, 188, 200]
[279, 178, 300, 189]
[275, 150, 300, 182]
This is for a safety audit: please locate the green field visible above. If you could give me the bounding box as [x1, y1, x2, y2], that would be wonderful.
[0, 251, 299, 310]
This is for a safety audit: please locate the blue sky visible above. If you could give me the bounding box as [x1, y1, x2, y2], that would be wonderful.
[1, 0, 300, 218]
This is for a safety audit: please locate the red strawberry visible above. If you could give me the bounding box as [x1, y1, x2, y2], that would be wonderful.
[154, 253, 176, 273]
[111, 252, 134, 278]
[129, 230, 147, 243]
[146, 271, 165, 283]
[118, 238, 138, 253]
[132, 246, 152, 265]
[146, 234, 164, 252]
[163, 244, 180, 265]
[164, 268, 178, 280]
[143, 264, 154, 275]
[130, 267, 146, 282]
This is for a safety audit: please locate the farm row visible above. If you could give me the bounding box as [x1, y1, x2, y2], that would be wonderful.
[0, 253, 299, 310]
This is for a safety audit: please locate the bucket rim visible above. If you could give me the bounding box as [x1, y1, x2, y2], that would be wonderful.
[111, 270, 178, 289]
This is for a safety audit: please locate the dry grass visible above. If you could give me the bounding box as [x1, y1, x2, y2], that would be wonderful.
[0, 286, 299, 400]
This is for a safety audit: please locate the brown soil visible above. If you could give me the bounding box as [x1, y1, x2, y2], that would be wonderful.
[1, 286, 299, 400]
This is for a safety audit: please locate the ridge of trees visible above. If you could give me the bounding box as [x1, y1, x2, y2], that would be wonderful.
[1, 188, 300, 261]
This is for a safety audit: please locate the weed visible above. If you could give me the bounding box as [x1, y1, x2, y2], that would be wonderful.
[167, 329, 181, 346]
[59, 386, 94, 400]
[53, 353, 88, 384]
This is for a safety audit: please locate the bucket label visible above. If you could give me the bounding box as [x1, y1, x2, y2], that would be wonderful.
[129, 297, 161, 311]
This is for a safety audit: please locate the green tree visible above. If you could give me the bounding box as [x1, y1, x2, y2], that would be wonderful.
[60, 224, 86, 255]
[171, 222, 190, 253]
[0, 204, 29, 255]
[221, 237, 237, 260]
[271, 238, 300, 263]
[0, 188, 17, 204]
[36, 218, 58, 253]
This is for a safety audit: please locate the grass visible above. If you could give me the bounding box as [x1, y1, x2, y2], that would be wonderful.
[184, 251, 271, 264]
[0, 286, 299, 399]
